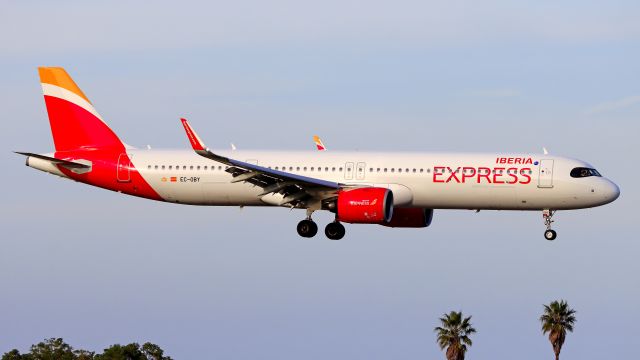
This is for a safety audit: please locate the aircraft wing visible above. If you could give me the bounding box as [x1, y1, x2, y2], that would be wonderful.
[180, 118, 341, 207]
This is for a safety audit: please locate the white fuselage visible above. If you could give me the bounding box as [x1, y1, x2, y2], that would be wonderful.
[127, 150, 619, 210]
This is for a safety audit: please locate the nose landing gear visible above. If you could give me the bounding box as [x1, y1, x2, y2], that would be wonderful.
[544, 229, 557, 241]
[543, 209, 557, 241]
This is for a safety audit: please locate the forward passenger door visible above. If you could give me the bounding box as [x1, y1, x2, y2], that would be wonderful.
[538, 159, 554, 188]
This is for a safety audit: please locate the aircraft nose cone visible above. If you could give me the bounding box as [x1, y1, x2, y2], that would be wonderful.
[604, 180, 620, 203]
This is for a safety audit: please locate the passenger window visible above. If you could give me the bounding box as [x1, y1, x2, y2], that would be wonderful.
[154, 165, 158, 169]
[147, 165, 151, 169]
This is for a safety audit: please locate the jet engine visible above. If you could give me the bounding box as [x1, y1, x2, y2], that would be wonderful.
[382, 208, 434, 228]
[336, 187, 394, 224]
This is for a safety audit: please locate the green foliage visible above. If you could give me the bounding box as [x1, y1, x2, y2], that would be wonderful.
[74, 350, 95, 360]
[1, 349, 28, 360]
[2, 340, 170, 360]
[434, 311, 477, 360]
[29, 338, 76, 360]
[94, 342, 172, 360]
[540, 300, 577, 360]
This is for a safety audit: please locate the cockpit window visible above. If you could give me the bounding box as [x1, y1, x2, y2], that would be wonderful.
[570, 167, 601, 178]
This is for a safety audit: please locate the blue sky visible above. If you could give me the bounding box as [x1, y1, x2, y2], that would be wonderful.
[1, 1, 638, 358]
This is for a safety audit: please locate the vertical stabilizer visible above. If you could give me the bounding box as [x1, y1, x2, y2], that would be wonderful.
[39, 67, 124, 151]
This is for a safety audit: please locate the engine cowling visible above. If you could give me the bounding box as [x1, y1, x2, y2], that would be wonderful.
[337, 187, 394, 224]
[382, 208, 434, 228]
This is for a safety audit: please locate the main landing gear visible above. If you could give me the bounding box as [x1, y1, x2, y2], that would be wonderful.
[296, 213, 346, 240]
[543, 209, 557, 241]
[324, 221, 346, 240]
[296, 219, 318, 238]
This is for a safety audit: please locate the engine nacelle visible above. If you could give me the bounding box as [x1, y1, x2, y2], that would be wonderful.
[337, 187, 394, 224]
[382, 208, 434, 228]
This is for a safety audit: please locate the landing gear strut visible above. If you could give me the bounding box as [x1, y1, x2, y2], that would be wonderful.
[325, 221, 345, 240]
[543, 209, 557, 241]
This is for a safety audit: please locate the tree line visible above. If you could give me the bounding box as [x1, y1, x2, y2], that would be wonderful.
[3, 300, 576, 360]
[1, 339, 171, 360]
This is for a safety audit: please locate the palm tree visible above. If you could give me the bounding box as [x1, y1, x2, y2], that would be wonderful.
[434, 311, 476, 360]
[540, 300, 577, 360]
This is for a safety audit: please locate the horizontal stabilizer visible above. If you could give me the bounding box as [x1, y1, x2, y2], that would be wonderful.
[14, 152, 91, 169]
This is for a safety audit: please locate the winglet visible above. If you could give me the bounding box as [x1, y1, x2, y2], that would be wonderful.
[181, 118, 207, 151]
[313, 135, 326, 151]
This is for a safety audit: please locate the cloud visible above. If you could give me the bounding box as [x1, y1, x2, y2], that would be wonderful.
[585, 95, 640, 114]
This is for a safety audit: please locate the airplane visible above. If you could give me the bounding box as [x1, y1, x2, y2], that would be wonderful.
[17, 67, 620, 240]
[313, 135, 327, 151]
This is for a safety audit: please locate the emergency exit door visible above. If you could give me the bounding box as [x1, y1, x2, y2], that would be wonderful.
[356, 162, 366, 180]
[344, 162, 354, 180]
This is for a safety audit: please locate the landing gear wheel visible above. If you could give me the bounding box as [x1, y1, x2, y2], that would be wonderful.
[297, 219, 318, 238]
[544, 229, 557, 241]
[542, 209, 557, 241]
[325, 222, 346, 240]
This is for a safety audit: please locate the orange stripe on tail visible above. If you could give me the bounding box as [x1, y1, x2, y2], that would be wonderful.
[39, 67, 91, 103]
